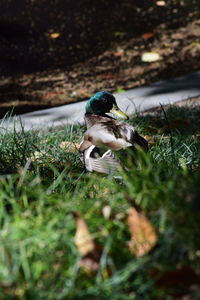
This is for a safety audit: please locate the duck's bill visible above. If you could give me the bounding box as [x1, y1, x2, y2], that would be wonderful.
[109, 105, 129, 120]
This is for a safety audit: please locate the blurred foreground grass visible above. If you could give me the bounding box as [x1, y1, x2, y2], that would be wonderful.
[0, 105, 200, 299]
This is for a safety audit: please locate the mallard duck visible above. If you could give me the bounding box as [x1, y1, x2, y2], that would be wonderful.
[79, 91, 148, 174]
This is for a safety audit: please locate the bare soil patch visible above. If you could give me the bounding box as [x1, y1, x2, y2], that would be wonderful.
[0, 19, 200, 118]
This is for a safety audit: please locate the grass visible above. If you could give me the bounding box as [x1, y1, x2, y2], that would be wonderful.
[0, 105, 200, 299]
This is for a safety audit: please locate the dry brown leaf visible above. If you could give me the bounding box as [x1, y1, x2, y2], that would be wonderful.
[127, 207, 157, 257]
[156, 1, 166, 6]
[143, 135, 170, 146]
[102, 205, 111, 219]
[73, 212, 95, 256]
[59, 141, 79, 151]
[72, 212, 104, 275]
[113, 52, 122, 57]
[79, 253, 111, 277]
[49, 32, 61, 39]
[79, 257, 99, 273]
[142, 33, 154, 40]
[143, 135, 155, 145]
[100, 73, 116, 79]
[113, 47, 124, 57]
[78, 243, 104, 275]
[43, 90, 64, 99]
[79, 88, 87, 96]
[141, 52, 162, 62]
[31, 151, 43, 161]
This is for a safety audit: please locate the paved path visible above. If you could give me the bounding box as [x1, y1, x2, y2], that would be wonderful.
[1, 71, 200, 131]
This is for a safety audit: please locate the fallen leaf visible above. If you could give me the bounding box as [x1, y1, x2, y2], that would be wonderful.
[72, 212, 104, 274]
[143, 135, 155, 145]
[49, 32, 61, 39]
[39, 139, 48, 144]
[30, 151, 48, 162]
[143, 135, 170, 145]
[18, 77, 32, 86]
[73, 212, 95, 256]
[100, 73, 116, 79]
[79, 257, 99, 273]
[102, 188, 109, 194]
[113, 52, 122, 57]
[127, 207, 157, 257]
[141, 52, 162, 62]
[79, 88, 87, 95]
[156, 1, 166, 6]
[142, 33, 154, 40]
[113, 48, 124, 56]
[31, 151, 43, 161]
[30, 151, 56, 165]
[59, 141, 79, 151]
[43, 90, 64, 99]
[102, 205, 111, 219]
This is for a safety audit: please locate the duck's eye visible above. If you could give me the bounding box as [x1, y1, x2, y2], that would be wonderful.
[102, 98, 107, 103]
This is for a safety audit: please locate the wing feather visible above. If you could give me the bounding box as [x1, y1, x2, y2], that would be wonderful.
[83, 146, 121, 174]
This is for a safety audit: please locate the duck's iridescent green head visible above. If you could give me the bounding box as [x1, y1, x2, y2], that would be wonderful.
[85, 91, 128, 120]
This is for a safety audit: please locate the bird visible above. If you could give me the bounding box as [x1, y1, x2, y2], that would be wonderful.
[79, 91, 148, 174]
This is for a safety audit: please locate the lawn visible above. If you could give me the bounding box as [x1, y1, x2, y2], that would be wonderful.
[0, 104, 200, 299]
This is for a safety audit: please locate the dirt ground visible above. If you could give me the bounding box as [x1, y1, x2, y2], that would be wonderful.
[0, 19, 200, 118]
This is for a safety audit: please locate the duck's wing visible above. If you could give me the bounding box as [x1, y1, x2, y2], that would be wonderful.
[82, 145, 121, 174]
[83, 119, 148, 152]
[122, 124, 148, 150]
[116, 123, 149, 151]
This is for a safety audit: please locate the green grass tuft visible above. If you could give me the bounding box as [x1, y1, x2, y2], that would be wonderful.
[0, 105, 199, 299]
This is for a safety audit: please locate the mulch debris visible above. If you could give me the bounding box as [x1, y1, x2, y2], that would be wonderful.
[0, 19, 200, 117]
